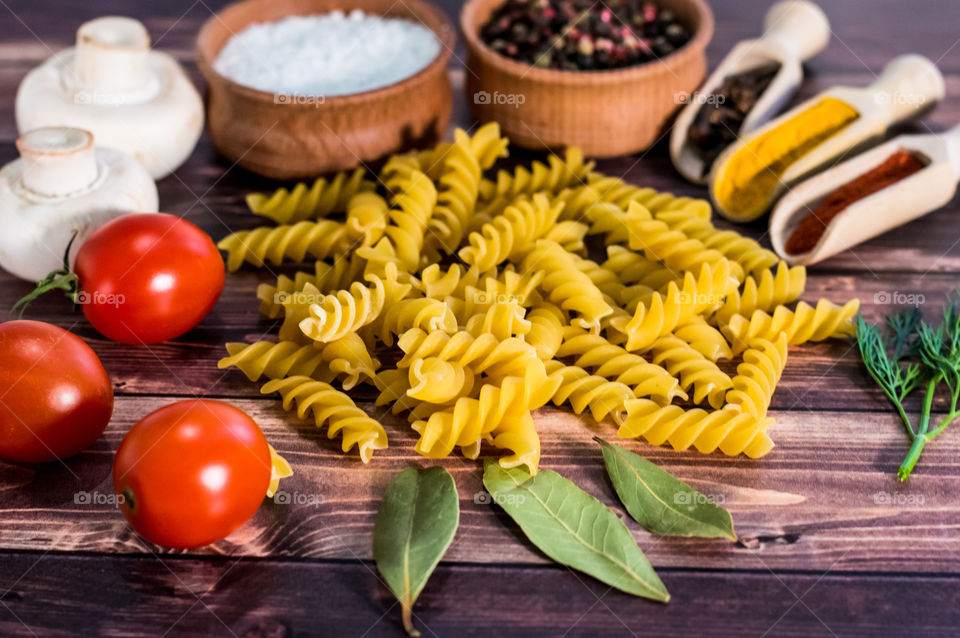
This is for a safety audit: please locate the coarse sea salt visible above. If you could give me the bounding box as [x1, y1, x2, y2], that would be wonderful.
[213, 10, 441, 97]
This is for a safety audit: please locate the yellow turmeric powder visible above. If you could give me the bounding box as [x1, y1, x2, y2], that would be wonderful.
[713, 97, 860, 221]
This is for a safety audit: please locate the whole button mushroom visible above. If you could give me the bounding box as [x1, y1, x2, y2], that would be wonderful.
[0, 127, 158, 281]
[15, 16, 203, 180]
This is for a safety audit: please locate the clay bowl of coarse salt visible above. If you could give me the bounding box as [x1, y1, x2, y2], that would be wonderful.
[196, 0, 454, 179]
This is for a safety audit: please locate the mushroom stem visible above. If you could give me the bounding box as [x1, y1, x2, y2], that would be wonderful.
[74, 16, 151, 94]
[16, 127, 99, 197]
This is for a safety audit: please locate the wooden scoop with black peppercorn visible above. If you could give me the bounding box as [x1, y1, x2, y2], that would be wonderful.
[670, 0, 830, 184]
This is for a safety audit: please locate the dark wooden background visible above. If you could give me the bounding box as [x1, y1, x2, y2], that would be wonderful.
[1, 0, 960, 636]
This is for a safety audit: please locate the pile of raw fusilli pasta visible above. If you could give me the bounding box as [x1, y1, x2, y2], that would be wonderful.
[217, 123, 859, 474]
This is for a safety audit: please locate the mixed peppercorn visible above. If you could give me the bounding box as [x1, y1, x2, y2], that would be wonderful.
[480, 0, 692, 71]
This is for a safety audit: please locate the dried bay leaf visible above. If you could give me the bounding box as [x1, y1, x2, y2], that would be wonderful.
[373, 466, 459, 636]
[482, 459, 669, 602]
[597, 437, 736, 540]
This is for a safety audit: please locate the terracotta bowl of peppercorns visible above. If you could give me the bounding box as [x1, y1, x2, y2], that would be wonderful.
[462, 0, 713, 157]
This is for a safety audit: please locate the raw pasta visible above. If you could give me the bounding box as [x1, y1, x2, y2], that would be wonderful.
[556, 326, 685, 405]
[459, 193, 565, 272]
[522, 239, 613, 332]
[724, 334, 788, 417]
[655, 208, 780, 277]
[218, 220, 349, 271]
[648, 335, 733, 409]
[479, 147, 593, 203]
[246, 168, 375, 224]
[621, 399, 774, 458]
[723, 299, 859, 352]
[220, 126, 859, 471]
[713, 263, 806, 324]
[545, 360, 636, 425]
[345, 191, 389, 246]
[262, 376, 388, 463]
[610, 261, 734, 352]
[428, 125, 508, 253]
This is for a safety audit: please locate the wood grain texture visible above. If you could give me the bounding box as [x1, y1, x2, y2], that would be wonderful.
[1, 0, 960, 636]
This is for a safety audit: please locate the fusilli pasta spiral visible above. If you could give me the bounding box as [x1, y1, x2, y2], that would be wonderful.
[556, 326, 685, 405]
[246, 168, 375, 224]
[407, 357, 476, 404]
[610, 261, 733, 352]
[479, 147, 592, 203]
[262, 376, 388, 463]
[648, 335, 733, 409]
[525, 303, 566, 360]
[724, 299, 859, 352]
[713, 262, 807, 324]
[522, 240, 613, 332]
[654, 209, 780, 277]
[429, 124, 508, 254]
[459, 194, 565, 272]
[218, 220, 349, 272]
[545, 360, 635, 425]
[625, 202, 743, 283]
[345, 191, 389, 247]
[725, 334, 788, 417]
[299, 275, 387, 343]
[257, 257, 364, 319]
[620, 399, 775, 458]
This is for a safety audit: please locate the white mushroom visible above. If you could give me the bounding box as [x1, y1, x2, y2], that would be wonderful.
[15, 16, 203, 180]
[0, 127, 159, 281]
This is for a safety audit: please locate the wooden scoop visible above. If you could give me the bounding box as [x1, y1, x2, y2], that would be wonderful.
[769, 124, 960, 265]
[709, 54, 946, 222]
[670, 0, 831, 184]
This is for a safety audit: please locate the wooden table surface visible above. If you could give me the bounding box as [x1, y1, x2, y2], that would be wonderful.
[2, 0, 960, 636]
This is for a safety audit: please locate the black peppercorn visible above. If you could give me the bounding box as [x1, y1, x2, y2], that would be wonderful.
[687, 62, 782, 176]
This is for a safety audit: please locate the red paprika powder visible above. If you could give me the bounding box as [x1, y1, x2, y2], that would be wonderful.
[785, 150, 927, 255]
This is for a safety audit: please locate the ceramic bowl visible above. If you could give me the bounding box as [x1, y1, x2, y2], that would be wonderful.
[460, 0, 714, 157]
[196, 0, 454, 179]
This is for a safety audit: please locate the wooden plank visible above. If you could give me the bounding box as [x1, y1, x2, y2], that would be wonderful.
[0, 552, 959, 637]
[1, 397, 957, 572]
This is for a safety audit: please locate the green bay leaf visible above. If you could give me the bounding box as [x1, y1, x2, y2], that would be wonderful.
[597, 437, 736, 540]
[482, 459, 669, 602]
[373, 466, 459, 636]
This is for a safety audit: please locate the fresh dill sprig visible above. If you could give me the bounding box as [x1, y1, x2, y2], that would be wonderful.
[856, 294, 960, 481]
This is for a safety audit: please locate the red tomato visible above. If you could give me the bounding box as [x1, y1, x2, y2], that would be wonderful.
[0, 320, 113, 463]
[113, 399, 271, 548]
[74, 213, 224, 344]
